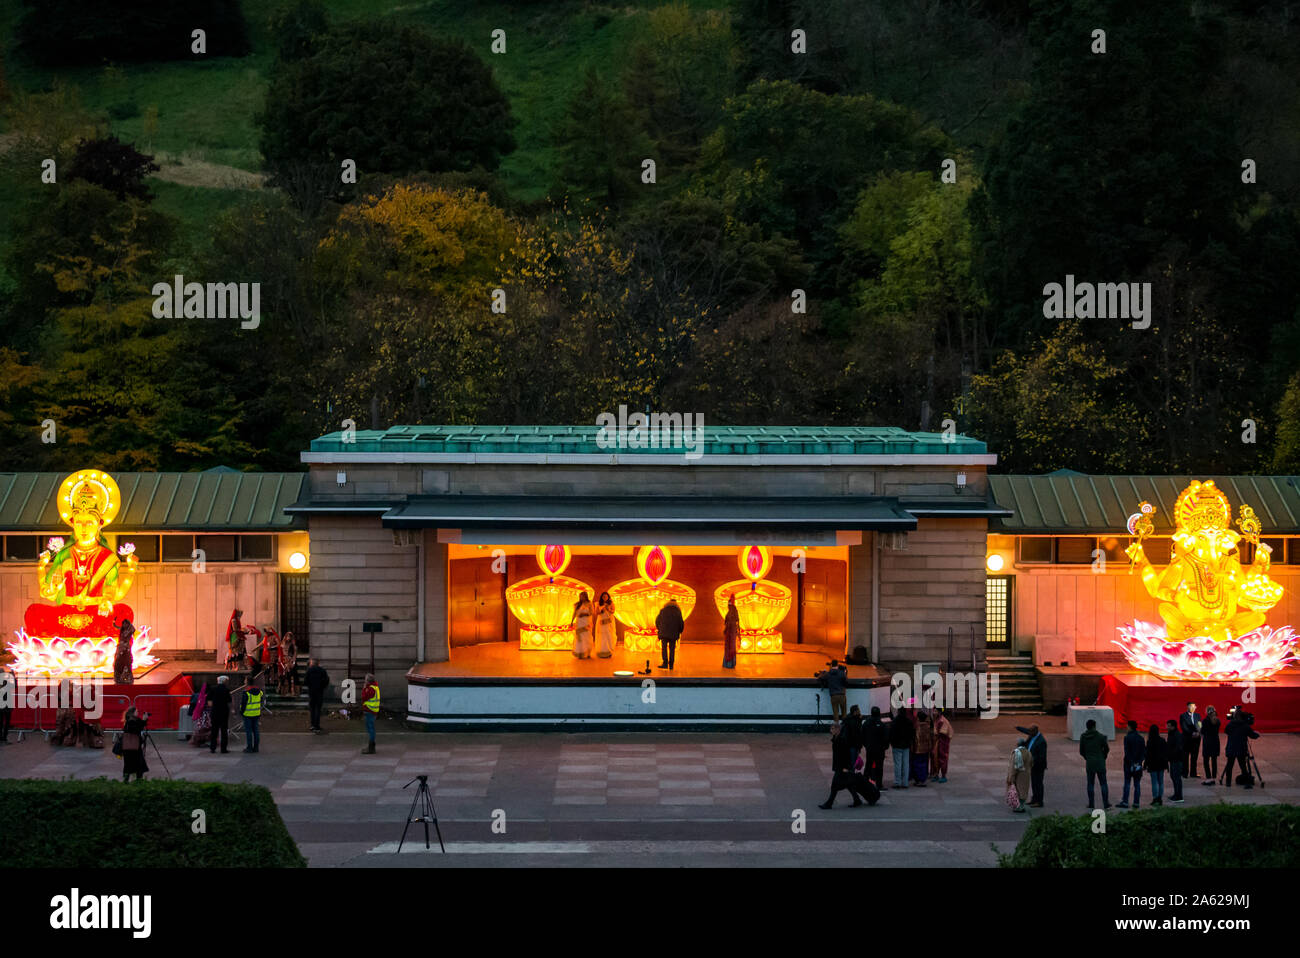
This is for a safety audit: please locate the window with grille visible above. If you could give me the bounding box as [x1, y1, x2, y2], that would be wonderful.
[986, 575, 1011, 646]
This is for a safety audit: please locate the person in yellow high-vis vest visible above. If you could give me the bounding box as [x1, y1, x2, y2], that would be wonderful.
[241, 677, 268, 753]
[361, 673, 380, 754]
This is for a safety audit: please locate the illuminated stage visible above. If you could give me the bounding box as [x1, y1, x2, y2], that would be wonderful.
[1096, 670, 1300, 734]
[406, 642, 892, 730]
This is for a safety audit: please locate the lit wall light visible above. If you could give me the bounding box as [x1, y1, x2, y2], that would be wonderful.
[986, 553, 1004, 573]
[289, 551, 308, 571]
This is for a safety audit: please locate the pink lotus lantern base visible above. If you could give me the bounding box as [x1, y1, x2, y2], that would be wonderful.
[7, 626, 160, 678]
[1113, 621, 1298, 682]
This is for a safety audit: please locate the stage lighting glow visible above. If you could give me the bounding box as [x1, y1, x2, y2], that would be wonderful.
[506, 545, 593, 651]
[609, 546, 696, 654]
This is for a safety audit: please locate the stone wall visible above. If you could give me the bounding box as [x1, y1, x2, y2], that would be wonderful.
[307, 515, 418, 697]
[876, 517, 987, 671]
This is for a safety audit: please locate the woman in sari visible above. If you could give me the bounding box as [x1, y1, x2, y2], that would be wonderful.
[595, 593, 617, 658]
[722, 594, 739, 669]
[571, 592, 594, 659]
[263, 628, 281, 690]
[931, 708, 953, 782]
[911, 710, 933, 786]
[190, 681, 211, 748]
[1007, 738, 1030, 812]
[279, 631, 298, 695]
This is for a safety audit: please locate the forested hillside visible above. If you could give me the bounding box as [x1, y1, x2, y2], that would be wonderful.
[1, 0, 1297, 473]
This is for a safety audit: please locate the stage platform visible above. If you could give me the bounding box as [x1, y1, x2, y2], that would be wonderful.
[5, 666, 194, 733]
[406, 641, 893, 730]
[1096, 670, 1300, 733]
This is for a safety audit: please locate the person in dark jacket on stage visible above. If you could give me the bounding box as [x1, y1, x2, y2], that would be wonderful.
[1222, 708, 1260, 788]
[889, 708, 914, 788]
[1200, 705, 1221, 784]
[1165, 719, 1185, 803]
[655, 599, 685, 670]
[1015, 724, 1048, 806]
[1117, 719, 1146, 808]
[1144, 725, 1168, 806]
[207, 675, 232, 754]
[304, 658, 329, 732]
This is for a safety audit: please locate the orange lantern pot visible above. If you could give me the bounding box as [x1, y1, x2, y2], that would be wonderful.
[608, 546, 696, 654]
[505, 546, 594, 651]
[713, 545, 790, 653]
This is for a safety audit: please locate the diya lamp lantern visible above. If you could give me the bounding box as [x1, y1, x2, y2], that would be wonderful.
[505, 545, 594, 651]
[713, 545, 792, 654]
[608, 546, 696, 654]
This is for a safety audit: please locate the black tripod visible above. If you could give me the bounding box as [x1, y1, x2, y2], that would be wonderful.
[143, 731, 172, 780]
[398, 775, 445, 852]
[1246, 745, 1266, 788]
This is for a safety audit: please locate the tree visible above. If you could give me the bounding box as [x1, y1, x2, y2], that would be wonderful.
[552, 67, 654, 212]
[696, 79, 947, 292]
[258, 22, 516, 188]
[65, 136, 160, 201]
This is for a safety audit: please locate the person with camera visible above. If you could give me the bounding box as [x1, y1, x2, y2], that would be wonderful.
[119, 706, 150, 782]
[1222, 707, 1259, 788]
[815, 659, 848, 721]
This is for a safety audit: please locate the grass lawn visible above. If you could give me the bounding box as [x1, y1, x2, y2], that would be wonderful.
[2, 0, 721, 200]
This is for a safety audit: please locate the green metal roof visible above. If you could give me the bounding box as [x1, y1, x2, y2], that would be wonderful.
[307, 424, 988, 457]
[0, 472, 307, 532]
[989, 475, 1300, 535]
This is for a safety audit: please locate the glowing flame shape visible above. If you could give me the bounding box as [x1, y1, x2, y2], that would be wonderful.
[739, 545, 773, 582]
[537, 544, 571, 578]
[637, 545, 671, 585]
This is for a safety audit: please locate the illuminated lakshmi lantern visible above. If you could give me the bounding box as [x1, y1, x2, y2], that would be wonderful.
[505, 545, 594, 651]
[608, 546, 697, 654]
[7, 469, 160, 676]
[713, 545, 792, 654]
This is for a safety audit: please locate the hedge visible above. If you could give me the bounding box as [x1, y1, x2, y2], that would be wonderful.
[1001, 803, 1299, 868]
[0, 779, 306, 868]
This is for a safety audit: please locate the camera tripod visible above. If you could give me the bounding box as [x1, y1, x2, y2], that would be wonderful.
[398, 775, 445, 852]
[143, 731, 172, 780]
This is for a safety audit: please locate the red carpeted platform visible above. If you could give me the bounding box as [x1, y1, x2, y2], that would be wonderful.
[1097, 672, 1300, 733]
[7, 670, 193, 732]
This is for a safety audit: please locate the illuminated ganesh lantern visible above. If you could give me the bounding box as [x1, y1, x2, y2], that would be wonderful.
[608, 546, 696, 654]
[1116, 479, 1297, 681]
[713, 545, 792, 654]
[7, 469, 160, 677]
[505, 545, 594, 651]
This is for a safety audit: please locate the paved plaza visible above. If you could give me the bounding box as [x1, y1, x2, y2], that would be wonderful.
[2, 714, 1295, 867]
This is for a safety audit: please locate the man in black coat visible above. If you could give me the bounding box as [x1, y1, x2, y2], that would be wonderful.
[304, 658, 330, 732]
[1117, 719, 1146, 808]
[819, 722, 877, 809]
[1179, 701, 1201, 783]
[842, 704, 864, 764]
[889, 708, 915, 788]
[863, 706, 889, 788]
[207, 675, 232, 754]
[655, 599, 685, 670]
[1016, 723, 1047, 806]
[1221, 708, 1260, 787]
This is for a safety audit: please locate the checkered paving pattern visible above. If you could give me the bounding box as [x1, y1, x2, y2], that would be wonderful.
[553, 742, 764, 806]
[273, 745, 502, 806]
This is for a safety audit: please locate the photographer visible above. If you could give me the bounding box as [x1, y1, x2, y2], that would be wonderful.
[1221, 707, 1259, 788]
[119, 706, 151, 782]
[815, 659, 849, 721]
